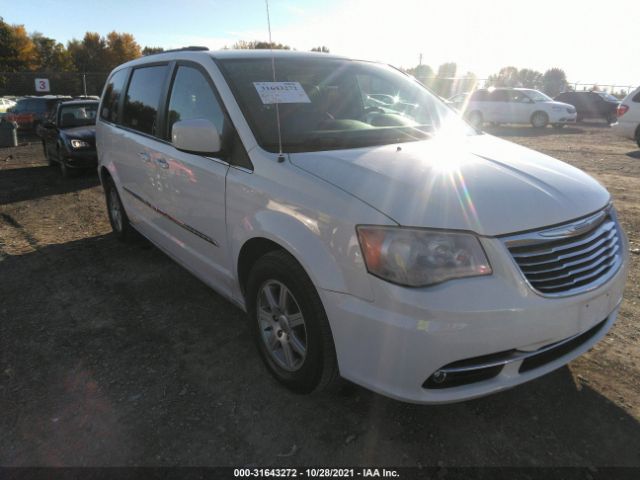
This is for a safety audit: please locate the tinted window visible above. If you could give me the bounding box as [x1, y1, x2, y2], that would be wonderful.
[470, 90, 488, 101]
[166, 66, 225, 137]
[489, 90, 509, 102]
[633, 91, 640, 103]
[123, 65, 169, 135]
[101, 69, 128, 123]
[59, 103, 98, 128]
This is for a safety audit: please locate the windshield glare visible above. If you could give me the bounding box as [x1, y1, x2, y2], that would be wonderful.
[59, 103, 98, 128]
[218, 58, 474, 153]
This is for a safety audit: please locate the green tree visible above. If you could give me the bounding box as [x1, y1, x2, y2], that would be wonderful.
[142, 46, 164, 56]
[542, 68, 568, 96]
[406, 64, 434, 86]
[486, 66, 519, 87]
[230, 40, 291, 50]
[311, 46, 330, 53]
[68, 32, 108, 72]
[0, 18, 38, 71]
[31, 32, 73, 71]
[516, 68, 543, 89]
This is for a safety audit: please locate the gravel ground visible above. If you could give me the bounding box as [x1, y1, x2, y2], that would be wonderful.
[0, 125, 639, 467]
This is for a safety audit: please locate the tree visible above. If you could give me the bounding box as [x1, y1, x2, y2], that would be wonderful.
[516, 68, 543, 89]
[68, 32, 108, 72]
[433, 62, 457, 97]
[31, 32, 73, 71]
[311, 46, 330, 53]
[142, 46, 164, 56]
[230, 40, 291, 50]
[0, 18, 38, 71]
[486, 66, 519, 87]
[542, 68, 568, 96]
[106, 31, 141, 69]
[406, 64, 434, 84]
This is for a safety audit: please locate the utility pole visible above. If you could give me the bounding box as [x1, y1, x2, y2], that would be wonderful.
[419, 53, 422, 66]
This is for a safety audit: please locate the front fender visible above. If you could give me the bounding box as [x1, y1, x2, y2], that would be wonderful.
[226, 160, 396, 305]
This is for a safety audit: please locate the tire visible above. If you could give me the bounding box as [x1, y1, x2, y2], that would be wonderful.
[104, 175, 134, 241]
[531, 111, 549, 128]
[467, 111, 483, 129]
[59, 159, 74, 178]
[552, 124, 566, 129]
[606, 114, 617, 125]
[43, 142, 55, 166]
[247, 250, 339, 394]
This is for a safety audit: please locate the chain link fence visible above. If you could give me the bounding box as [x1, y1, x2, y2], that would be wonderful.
[0, 72, 109, 97]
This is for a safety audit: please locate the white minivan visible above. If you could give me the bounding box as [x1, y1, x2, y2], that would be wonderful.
[97, 49, 628, 404]
[612, 86, 640, 147]
[464, 87, 577, 129]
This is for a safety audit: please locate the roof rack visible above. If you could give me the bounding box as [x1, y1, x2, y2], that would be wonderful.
[145, 46, 209, 56]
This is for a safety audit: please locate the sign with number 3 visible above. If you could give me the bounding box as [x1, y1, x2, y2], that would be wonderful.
[35, 78, 50, 92]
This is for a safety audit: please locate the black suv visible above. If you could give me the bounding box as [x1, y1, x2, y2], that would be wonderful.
[554, 91, 620, 124]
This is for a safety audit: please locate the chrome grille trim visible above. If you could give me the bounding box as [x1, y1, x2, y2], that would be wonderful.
[503, 208, 623, 297]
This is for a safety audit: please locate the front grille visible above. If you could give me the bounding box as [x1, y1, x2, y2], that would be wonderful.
[506, 210, 622, 296]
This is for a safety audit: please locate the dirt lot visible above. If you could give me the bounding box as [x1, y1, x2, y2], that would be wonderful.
[1, 125, 639, 468]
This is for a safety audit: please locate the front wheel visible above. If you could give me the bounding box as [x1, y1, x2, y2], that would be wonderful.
[531, 111, 549, 128]
[104, 176, 134, 241]
[247, 250, 339, 394]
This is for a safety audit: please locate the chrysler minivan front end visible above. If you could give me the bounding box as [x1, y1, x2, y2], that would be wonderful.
[98, 50, 628, 404]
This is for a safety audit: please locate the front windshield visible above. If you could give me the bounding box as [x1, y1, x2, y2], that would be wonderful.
[58, 103, 98, 128]
[218, 58, 474, 153]
[525, 90, 553, 102]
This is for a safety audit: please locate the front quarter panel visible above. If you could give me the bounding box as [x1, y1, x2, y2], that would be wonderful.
[226, 148, 397, 305]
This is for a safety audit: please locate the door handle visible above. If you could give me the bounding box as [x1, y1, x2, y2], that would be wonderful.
[138, 151, 150, 162]
[156, 158, 169, 169]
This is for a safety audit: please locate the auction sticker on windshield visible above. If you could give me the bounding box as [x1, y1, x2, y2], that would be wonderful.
[254, 82, 311, 104]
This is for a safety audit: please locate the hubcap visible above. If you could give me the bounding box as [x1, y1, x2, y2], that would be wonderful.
[257, 280, 307, 372]
[108, 188, 123, 232]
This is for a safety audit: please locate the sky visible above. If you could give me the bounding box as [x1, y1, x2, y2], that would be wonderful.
[2, 0, 639, 87]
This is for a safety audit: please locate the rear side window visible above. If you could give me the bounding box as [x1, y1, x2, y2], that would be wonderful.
[166, 66, 225, 137]
[633, 90, 640, 103]
[470, 90, 488, 101]
[489, 90, 509, 102]
[101, 69, 128, 123]
[122, 65, 169, 135]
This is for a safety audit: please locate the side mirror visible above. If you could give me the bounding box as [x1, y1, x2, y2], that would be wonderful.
[172, 118, 221, 154]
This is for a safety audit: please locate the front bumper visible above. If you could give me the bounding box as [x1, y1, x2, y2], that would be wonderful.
[65, 150, 98, 168]
[321, 232, 628, 404]
[549, 111, 577, 124]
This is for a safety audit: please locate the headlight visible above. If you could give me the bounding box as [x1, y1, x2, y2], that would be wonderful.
[70, 139, 90, 149]
[356, 226, 492, 287]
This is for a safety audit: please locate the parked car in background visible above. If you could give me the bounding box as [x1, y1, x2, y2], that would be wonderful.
[554, 91, 619, 124]
[4, 95, 71, 130]
[447, 92, 469, 111]
[612, 86, 640, 147]
[0, 97, 17, 114]
[39, 100, 98, 177]
[464, 88, 576, 129]
[97, 49, 627, 404]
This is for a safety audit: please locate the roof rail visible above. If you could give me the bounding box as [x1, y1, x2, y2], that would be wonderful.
[145, 46, 209, 56]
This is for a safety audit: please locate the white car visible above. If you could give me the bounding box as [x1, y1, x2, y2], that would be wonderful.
[96, 49, 628, 404]
[464, 88, 577, 129]
[612, 86, 640, 147]
[0, 97, 16, 114]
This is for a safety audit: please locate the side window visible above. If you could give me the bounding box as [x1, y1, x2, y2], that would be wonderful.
[509, 90, 528, 103]
[633, 91, 640, 103]
[122, 65, 169, 136]
[166, 66, 225, 137]
[101, 69, 128, 123]
[470, 90, 488, 102]
[489, 90, 509, 102]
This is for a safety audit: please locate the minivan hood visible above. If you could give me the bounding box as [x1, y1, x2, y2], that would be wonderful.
[290, 134, 610, 236]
